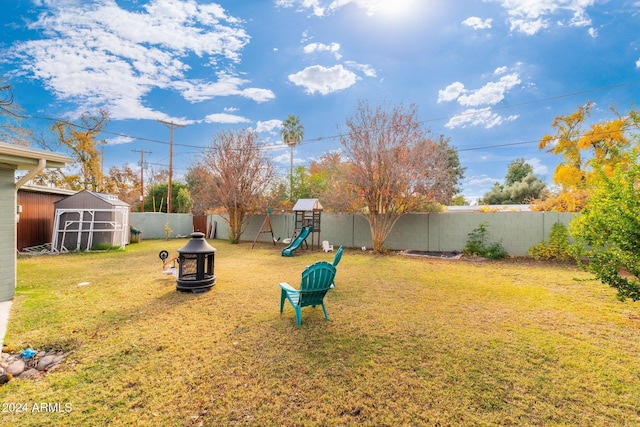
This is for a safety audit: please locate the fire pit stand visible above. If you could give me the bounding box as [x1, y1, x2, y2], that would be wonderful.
[176, 232, 216, 293]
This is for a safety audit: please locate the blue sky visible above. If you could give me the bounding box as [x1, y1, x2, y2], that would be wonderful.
[2, 0, 640, 201]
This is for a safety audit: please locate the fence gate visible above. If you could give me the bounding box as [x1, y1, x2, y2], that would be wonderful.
[193, 215, 208, 234]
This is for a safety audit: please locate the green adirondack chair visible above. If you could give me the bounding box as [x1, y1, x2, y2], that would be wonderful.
[279, 261, 336, 326]
[330, 246, 343, 288]
[332, 246, 343, 267]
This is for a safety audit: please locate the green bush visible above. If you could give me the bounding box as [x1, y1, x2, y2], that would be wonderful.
[463, 222, 508, 259]
[529, 222, 572, 260]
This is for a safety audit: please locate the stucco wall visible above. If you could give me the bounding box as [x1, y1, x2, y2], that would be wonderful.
[0, 167, 16, 301]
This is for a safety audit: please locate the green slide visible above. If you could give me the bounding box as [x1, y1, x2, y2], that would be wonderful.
[281, 226, 312, 257]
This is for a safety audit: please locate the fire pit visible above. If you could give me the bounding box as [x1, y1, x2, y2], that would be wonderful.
[176, 232, 216, 293]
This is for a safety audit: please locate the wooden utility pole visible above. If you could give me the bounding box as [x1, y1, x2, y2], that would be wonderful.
[157, 119, 185, 213]
[132, 149, 151, 212]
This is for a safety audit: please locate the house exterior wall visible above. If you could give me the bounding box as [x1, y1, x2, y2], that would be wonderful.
[0, 167, 16, 301]
[17, 190, 67, 250]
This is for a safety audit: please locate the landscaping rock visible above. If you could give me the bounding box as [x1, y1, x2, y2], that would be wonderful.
[0, 347, 69, 386]
[6, 359, 25, 376]
[19, 368, 39, 379]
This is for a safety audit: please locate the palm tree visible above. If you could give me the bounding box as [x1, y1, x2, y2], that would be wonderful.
[280, 115, 304, 201]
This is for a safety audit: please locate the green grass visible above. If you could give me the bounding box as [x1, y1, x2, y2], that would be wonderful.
[2, 239, 640, 426]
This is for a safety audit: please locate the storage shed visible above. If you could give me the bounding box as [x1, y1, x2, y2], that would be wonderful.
[0, 143, 70, 302]
[52, 190, 131, 252]
[17, 184, 76, 251]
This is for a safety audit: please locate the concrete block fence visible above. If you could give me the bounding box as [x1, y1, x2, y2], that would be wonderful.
[132, 211, 576, 256]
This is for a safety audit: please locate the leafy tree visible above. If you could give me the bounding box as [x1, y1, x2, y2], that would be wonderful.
[196, 129, 275, 243]
[307, 152, 355, 212]
[291, 165, 313, 201]
[482, 158, 547, 204]
[104, 164, 141, 208]
[570, 160, 640, 301]
[144, 182, 187, 213]
[280, 115, 304, 201]
[340, 100, 463, 252]
[450, 194, 467, 206]
[176, 187, 194, 213]
[505, 158, 533, 186]
[50, 109, 110, 191]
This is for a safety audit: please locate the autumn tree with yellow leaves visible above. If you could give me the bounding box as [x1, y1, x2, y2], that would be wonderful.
[49, 109, 110, 192]
[532, 103, 640, 212]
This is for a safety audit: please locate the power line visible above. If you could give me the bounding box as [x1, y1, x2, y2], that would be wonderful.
[6, 79, 640, 157]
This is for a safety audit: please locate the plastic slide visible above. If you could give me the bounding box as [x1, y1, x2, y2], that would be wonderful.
[281, 226, 312, 257]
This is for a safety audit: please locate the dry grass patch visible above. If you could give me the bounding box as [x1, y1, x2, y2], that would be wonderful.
[2, 240, 640, 426]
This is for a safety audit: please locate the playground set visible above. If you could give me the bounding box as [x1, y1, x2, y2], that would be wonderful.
[250, 199, 325, 257]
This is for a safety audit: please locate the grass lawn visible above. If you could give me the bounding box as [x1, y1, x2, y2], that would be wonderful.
[2, 239, 640, 426]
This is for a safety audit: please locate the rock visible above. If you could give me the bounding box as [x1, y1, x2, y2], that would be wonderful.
[36, 355, 56, 371]
[19, 368, 39, 379]
[6, 359, 25, 376]
[0, 373, 11, 384]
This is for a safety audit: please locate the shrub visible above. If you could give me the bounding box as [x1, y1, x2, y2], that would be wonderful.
[463, 222, 508, 259]
[528, 222, 572, 260]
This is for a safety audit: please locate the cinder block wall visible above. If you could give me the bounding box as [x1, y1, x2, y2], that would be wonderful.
[207, 211, 576, 256]
[130, 213, 194, 239]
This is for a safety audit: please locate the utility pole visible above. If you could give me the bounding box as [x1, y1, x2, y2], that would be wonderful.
[157, 119, 185, 214]
[132, 149, 151, 212]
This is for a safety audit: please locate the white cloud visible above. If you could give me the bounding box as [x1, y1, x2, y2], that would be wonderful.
[174, 74, 275, 103]
[304, 42, 340, 53]
[288, 64, 359, 95]
[202, 113, 251, 124]
[509, 18, 548, 35]
[344, 61, 377, 78]
[106, 135, 134, 145]
[494, 0, 597, 35]
[7, 0, 272, 120]
[462, 17, 493, 30]
[457, 73, 521, 107]
[526, 158, 549, 175]
[437, 82, 465, 103]
[255, 119, 282, 134]
[278, 0, 414, 18]
[467, 175, 500, 187]
[276, 0, 326, 16]
[438, 72, 521, 108]
[494, 66, 508, 75]
[445, 108, 519, 129]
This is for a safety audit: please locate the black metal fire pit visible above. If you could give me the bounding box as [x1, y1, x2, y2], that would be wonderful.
[176, 232, 216, 293]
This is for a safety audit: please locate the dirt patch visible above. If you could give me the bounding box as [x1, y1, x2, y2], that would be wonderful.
[399, 250, 463, 259]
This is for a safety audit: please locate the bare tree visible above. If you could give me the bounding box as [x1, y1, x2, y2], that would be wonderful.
[0, 84, 32, 146]
[340, 100, 463, 252]
[198, 129, 275, 243]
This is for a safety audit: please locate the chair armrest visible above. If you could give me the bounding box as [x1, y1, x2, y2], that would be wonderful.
[279, 282, 297, 292]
